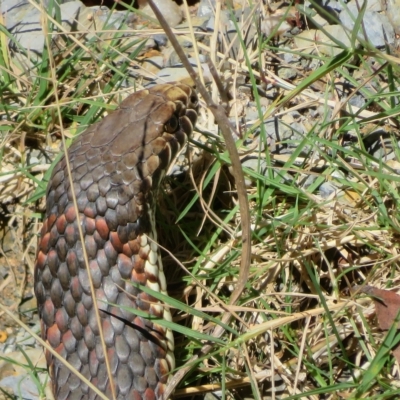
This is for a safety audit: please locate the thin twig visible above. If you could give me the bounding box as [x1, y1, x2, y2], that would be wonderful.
[147, 0, 252, 396]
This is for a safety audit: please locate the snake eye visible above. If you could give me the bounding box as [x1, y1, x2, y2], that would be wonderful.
[190, 94, 198, 108]
[164, 115, 179, 133]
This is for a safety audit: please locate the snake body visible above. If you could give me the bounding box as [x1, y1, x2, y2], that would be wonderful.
[34, 83, 198, 399]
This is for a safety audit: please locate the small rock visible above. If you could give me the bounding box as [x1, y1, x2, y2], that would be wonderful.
[363, 130, 400, 160]
[255, 118, 295, 154]
[155, 67, 192, 83]
[309, 11, 331, 27]
[289, 111, 302, 120]
[242, 156, 267, 175]
[319, 0, 343, 12]
[204, 391, 223, 400]
[291, 122, 306, 135]
[301, 174, 318, 189]
[348, 94, 365, 108]
[237, 85, 253, 97]
[152, 34, 168, 47]
[176, 35, 194, 49]
[0, 346, 47, 399]
[307, 57, 323, 71]
[311, 105, 332, 120]
[177, 16, 209, 30]
[293, 29, 318, 55]
[362, 0, 384, 12]
[0, 375, 40, 400]
[60, 1, 83, 30]
[260, 9, 294, 37]
[206, 11, 233, 32]
[278, 67, 297, 80]
[93, 7, 133, 27]
[295, 26, 354, 57]
[245, 102, 265, 119]
[332, 169, 345, 181]
[164, 46, 181, 67]
[281, 113, 295, 125]
[229, 99, 245, 118]
[319, 182, 337, 198]
[386, 0, 400, 34]
[198, 0, 216, 17]
[2, 0, 83, 54]
[339, 2, 395, 47]
[4, 3, 44, 54]
[279, 47, 301, 64]
[266, 119, 293, 141]
[141, 0, 182, 28]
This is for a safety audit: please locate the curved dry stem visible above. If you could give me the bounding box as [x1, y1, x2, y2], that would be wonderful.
[147, 0, 252, 396]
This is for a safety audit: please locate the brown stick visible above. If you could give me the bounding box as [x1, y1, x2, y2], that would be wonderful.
[147, 1, 252, 397]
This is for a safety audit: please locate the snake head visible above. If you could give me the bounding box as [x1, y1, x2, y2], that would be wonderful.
[131, 83, 199, 173]
[86, 82, 198, 187]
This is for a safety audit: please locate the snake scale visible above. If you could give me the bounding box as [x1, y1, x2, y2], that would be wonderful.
[34, 83, 199, 399]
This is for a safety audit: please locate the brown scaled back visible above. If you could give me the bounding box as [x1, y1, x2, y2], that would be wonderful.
[34, 83, 198, 400]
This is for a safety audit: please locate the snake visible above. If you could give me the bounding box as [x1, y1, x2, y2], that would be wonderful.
[34, 83, 199, 399]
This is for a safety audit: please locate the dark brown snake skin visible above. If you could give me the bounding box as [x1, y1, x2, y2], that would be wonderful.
[34, 83, 198, 400]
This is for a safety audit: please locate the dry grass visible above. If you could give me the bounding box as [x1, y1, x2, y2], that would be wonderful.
[1, 0, 400, 399]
